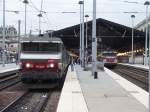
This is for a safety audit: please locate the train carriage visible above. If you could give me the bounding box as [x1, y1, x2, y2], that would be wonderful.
[19, 35, 70, 88]
[98, 51, 118, 67]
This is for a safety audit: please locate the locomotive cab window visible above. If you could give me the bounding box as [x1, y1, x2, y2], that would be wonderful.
[21, 42, 60, 53]
[102, 52, 117, 56]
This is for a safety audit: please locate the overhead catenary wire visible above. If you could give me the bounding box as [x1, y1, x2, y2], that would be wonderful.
[35, 0, 51, 31]
[17, 0, 144, 5]
[43, 12, 51, 28]
[14, 0, 145, 33]
[0, 10, 146, 14]
[29, 0, 40, 12]
[38, 0, 44, 34]
[18, 0, 40, 12]
[2, 0, 146, 14]
[123, 1, 143, 5]
[42, 16, 50, 30]
[107, 0, 144, 5]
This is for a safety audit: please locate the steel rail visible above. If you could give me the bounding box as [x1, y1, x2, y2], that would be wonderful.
[110, 65, 148, 91]
[0, 91, 28, 112]
[0, 74, 20, 91]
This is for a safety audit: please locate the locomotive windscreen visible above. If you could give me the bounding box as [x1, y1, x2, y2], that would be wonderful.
[21, 42, 60, 53]
[102, 52, 117, 56]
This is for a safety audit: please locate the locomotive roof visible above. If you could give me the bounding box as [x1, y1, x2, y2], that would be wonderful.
[102, 51, 117, 53]
[20, 35, 63, 43]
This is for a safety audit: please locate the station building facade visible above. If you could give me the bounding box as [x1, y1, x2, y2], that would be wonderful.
[0, 26, 18, 63]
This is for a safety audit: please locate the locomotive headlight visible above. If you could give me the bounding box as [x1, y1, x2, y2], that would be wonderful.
[50, 63, 54, 68]
[26, 63, 31, 68]
[47, 63, 55, 68]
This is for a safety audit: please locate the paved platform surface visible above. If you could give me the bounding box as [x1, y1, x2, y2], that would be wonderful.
[105, 67, 148, 108]
[0, 63, 20, 74]
[57, 66, 88, 112]
[75, 65, 148, 112]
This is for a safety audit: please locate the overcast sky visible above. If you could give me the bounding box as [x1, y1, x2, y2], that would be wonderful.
[0, 0, 147, 34]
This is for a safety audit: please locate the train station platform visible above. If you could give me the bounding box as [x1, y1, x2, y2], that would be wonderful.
[0, 63, 20, 74]
[57, 64, 148, 112]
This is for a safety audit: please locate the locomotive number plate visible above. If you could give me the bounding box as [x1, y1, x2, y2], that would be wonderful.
[35, 65, 45, 69]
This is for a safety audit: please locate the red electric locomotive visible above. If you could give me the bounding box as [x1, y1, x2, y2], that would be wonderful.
[19, 35, 70, 88]
[100, 51, 118, 67]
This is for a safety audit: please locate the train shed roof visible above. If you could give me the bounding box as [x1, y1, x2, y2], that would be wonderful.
[53, 18, 145, 52]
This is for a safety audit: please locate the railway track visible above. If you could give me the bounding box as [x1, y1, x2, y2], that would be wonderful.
[0, 73, 20, 91]
[110, 64, 148, 91]
[1, 90, 60, 112]
[0, 66, 68, 112]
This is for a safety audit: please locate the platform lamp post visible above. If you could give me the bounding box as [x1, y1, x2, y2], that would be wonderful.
[147, 2, 150, 112]
[37, 13, 42, 35]
[92, 0, 97, 78]
[78, 1, 84, 67]
[23, 0, 29, 37]
[144, 1, 150, 66]
[2, 0, 6, 67]
[85, 14, 89, 66]
[82, 0, 85, 69]
[149, 19, 150, 112]
[131, 15, 135, 64]
[17, 20, 21, 65]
